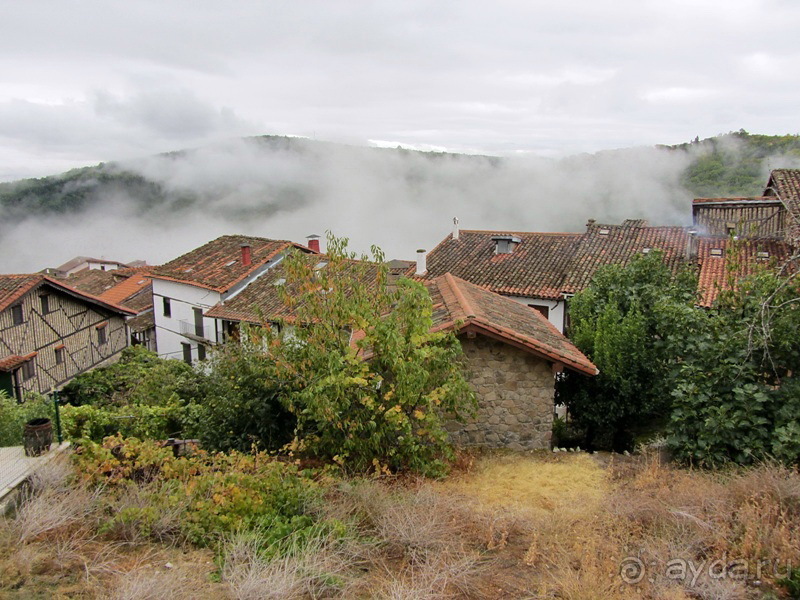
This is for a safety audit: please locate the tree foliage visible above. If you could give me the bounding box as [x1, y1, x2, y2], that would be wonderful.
[273, 234, 475, 476]
[556, 252, 698, 450]
[668, 251, 800, 466]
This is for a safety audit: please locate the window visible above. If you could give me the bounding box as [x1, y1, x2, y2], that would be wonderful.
[22, 358, 35, 381]
[11, 304, 24, 326]
[193, 307, 204, 337]
[529, 304, 550, 319]
[197, 344, 206, 361]
[55, 346, 65, 365]
[163, 297, 172, 318]
[40, 295, 50, 314]
[97, 325, 107, 345]
[182, 343, 192, 365]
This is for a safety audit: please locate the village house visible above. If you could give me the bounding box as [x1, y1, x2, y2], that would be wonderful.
[204, 259, 597, 450]
[64, 268, 157, 352]
[50, 256, 142, 277]
[0, 274, 134, 400]
[149, 234, 317, 364]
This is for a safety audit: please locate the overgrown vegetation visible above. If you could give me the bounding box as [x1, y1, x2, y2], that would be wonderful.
[273, 235, 475, 476]
[557, 251, 698, 451]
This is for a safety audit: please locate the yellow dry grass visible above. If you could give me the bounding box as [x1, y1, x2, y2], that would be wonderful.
[440, 451, 608, 516]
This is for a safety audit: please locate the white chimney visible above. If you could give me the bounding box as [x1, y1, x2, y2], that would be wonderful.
[452, 216, 460, 240]
[415, 249, 427, 276]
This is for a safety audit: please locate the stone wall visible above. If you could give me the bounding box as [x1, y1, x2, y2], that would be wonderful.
[447, 334, 555, 450]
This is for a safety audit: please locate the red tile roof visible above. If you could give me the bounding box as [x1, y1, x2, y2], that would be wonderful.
[0, 274, 136, 316]
[696, 238, 796, 307]
[0, 352, 37, 372]
[65, 269, 153, 314]
[561, 222, 690, 294]
[765, 169, 800, 241]
[427, 274, 598, 376]
[204, 257, 383, 323]
[423, 230, 582, 300]
[150, 235, 314, 293]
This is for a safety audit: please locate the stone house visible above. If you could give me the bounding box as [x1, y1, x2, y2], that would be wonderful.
[0, 274, 134, 400]
[425, 274, 597, 450]
[205, 261, 597, 451]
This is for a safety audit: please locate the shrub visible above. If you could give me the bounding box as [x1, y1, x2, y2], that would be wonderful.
[556, 251, 698, 451]
[0, 392, 55, 446]
[274, 234, 475, 476]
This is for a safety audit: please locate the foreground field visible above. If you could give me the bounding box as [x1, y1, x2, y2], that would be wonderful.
[1, 449, 798, 599]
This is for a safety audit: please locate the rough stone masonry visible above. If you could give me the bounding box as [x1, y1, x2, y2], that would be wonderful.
[447, 334, 555, 451]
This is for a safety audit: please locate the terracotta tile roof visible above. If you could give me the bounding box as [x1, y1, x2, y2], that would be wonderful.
[765, 169, 800, 241]
[150, 235, 313, 292]
[204, 257, 383, 323]
[427, 274, 598, 376]
[55, 256, 131, 273]
[66, 270, 153, 314]
[0, 274, 136, 316]
[0, 274, 45, 313]
[696, 238, 796, 307]
[0, 352, 37, 372]
[692, 197, 781, 205]
[423, 230, 582, 300]
[562, 222, 690, 294]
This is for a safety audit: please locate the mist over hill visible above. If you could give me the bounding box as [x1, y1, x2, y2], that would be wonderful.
[2, 131, 799, 273]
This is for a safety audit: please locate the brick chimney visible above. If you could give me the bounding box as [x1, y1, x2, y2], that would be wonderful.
[307, 234, 321, 253]
[415, 249, 427, 276]
[240, 243, 252, 266]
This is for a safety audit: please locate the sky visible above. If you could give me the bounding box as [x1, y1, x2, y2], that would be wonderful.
[2, 0, 800, 182]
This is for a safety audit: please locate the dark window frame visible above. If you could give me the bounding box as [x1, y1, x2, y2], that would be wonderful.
[193, 307, 204, 337]
[40, 294, 50, 314]
[55, 346, 65, 365]
[529, 304, 550, 319]
[182, 343, 192, 365]
[97, 325, 107, 345]
[163, 297, 172, 318]
[11, 304, 24, 326]
[197, 344, 206, 362]
[21, 358, 35, 381]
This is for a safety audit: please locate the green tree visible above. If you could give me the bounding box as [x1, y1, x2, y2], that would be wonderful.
[274, 234, 475, 476]
[556, 251, 698, 451]
[668, 251, 800, 465]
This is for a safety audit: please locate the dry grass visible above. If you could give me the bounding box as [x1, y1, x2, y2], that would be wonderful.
[3, 448, 799, 599]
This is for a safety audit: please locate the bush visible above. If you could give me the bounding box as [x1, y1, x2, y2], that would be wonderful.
[274, 234, 475, 476]
[183, 325, 296, 453]
[556, 251, 698, 451]
[669, 259, 800, 466]
[0, 392, 55, 446]
[74, 435, 327, 548]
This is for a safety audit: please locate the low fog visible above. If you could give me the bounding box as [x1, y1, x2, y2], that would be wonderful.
[0, 137, 778, 272]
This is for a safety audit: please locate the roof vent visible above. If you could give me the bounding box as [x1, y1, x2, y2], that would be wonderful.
[491, 235, 521, 254]
[642, 248, 651, 254]
[757, 251, 770, 259]
[598, 228, 610, 236]
[710, 248, 723, 257]
[224, 260, 237, 267]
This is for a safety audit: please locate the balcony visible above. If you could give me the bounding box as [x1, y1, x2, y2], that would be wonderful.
[178, 319, 214, 343]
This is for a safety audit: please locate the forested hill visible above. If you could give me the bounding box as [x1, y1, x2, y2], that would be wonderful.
[1, 131, 799, 220]
[670, 130, 800, 197]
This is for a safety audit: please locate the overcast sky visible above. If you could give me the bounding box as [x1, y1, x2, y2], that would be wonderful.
[1, 0, 799, 182]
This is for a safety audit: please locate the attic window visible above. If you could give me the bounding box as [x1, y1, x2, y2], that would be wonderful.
[757, 251, 770, 259]
[314, 261, 329, 270]
[710, 248, 723, 257]
[598, 229, 610, 236]
[491, 235, 521, 255]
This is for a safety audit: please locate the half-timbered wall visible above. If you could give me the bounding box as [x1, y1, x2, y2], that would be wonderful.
[693, 203, 787, 240]
[0, 285, 128, 396]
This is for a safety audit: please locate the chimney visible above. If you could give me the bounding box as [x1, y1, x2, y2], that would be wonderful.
[240, 243, 252, 267]
[685, 230, 698, 262]
[306, 234, 321, 253]
[415, 249, 427, 276]
[452, 216, 460, 240]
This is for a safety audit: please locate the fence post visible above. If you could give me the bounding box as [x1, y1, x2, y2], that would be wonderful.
[52, 390, 63, 445]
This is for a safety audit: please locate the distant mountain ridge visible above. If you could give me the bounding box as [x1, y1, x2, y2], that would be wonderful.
[2, 131, 799, 221]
